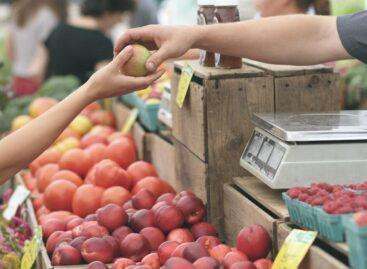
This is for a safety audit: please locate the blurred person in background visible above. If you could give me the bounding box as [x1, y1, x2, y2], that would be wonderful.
[39, 0, 134, 84]
[254, 0, 330, 17]
[5, 0, 67, 97]
[130, 0, 158, 27]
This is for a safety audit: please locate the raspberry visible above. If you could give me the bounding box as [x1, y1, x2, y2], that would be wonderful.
[298, 193, 308, 202]
[287, 189, 301, 199]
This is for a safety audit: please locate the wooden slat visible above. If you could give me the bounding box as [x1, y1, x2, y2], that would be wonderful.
[132, 122, 147, 161]
[277, 223, 349, 269]
[233, 177, 289, 219]
[112, 99, 132, 130]
[174, 60, 265, 80]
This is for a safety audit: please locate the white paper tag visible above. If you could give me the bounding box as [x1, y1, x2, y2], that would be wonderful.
[3, 185, 30, 221]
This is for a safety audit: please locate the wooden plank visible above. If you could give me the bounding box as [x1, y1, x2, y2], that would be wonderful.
[244, 59, 333, 77]
[146, 133, 176, 188]
[112, 99, 132, 130]
[174, 60, 265, 80]
[132, 122, 147, 161]
[276, 223, 349, 269]
[171, 77, 207, 161]
[233, 177, 289, 219]
[173, 138, 207, 203]
[223, 183, 277, 254]
[274, 73, 340, 112]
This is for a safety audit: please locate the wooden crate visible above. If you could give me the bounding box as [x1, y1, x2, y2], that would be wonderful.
[276, 223, 349, 269]
[171, 60, 340, 234]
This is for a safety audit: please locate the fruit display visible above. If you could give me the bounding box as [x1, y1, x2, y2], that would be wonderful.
[284, 182, 367, 242]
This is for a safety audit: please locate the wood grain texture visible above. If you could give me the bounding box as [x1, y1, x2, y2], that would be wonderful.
[112, 99, 132, 129]
[132, 122, 147, 161]
[223, 183, 277, 252]
[233, 177, 289, 219]
[277, 223, 349, 269]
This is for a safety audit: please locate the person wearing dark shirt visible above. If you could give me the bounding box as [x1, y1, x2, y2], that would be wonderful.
[44, 0, 135, 83]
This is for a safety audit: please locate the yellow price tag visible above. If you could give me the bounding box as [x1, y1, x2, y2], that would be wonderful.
[121, 108, 139, 135]
[273, 229, 317, 269]
[21, 228, 42, 269]
[176, 64, 194, 108]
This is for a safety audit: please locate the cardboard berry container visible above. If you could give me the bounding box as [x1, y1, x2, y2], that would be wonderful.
[344, 216, 367, 269]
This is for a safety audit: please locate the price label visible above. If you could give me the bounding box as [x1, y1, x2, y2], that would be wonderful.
[176, 64, 194, 108]
[273, 229, 317, 269]
[121, 108, 139, 135]
[21, 228, 42, 269]
[3, 185, 30, 221]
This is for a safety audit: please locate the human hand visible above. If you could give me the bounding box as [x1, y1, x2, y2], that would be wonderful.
[114, 25, 199, 73]
[86, 46, 165, 101]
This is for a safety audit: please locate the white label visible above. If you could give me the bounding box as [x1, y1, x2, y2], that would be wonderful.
[258, 141, 273, 163]
[3, 185, 30, 221]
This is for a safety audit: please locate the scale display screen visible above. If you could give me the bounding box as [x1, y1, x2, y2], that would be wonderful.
[242, 130, 286, 180]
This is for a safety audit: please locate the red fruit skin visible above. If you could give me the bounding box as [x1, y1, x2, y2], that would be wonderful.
[42, 219, 66, 239]
[130, 209, 155, 232]
[253, 258, 273, 269]
[167, 229, 194, 244]
[52, 245, 82, 266]
[127, 161, 158, 185]
[171, 242, 191, 258]
[72, 221, 109, 238]
[81, 134, 108, 149]
[176, 196, 206, 225]
[236, 225, 272, 261]
[94, 159, 133, 190]
[112, 258, 135, 269]
[87, 261, 109, 269]
[183, 242, 210, 262]
[157, 193, 175, 204]
[158, 241, 180, 264]
[154, 205, 184, 233]
[140, 227, 165, 251]
[66, 217, 84, 231]
[210, 244, 232, 263]
[132, 189, 157, 210]
[172, 191, 196, 205]
[354, 211, 367, 226]
[142, 252, 161, 269]
[96, 204, 128, 231]
[223, 251, 249, 269]
[194, 257, 223, 269]
[229, 261, 256, 269]
[81, 237, 114, 263]
[191, 222, 218, 240]
[120, 233, 151, 262]
[104, 236, 120, 258]
[152, 201, 169, 214]
[113, 226, 133, 242]
[85, 214, 97, 221]
[164, 257, 196, 269]
[107, 138, 137, 169]
[69, 236, 88, 251]
[196, 236, 221, 251]
[46, 231, 73, 254]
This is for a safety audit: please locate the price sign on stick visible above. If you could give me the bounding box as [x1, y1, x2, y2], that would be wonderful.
[176, 64, 194, 108]
[121, 108, 139, 135]
[3, 185, 30, 221]
[273, 229, 317, 269]
[21, 227, 42, 269]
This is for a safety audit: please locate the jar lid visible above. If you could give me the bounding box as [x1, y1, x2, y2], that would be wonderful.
[197, 0, 214, 5]
[214, 0, 239, 6]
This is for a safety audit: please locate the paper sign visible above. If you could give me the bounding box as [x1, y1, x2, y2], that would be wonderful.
[176, 64, 194, 108]
[273, 229, 317, 269]
[121, 108, 139, 135]
[3, 185, 30, 221]
[21, 227, 42, 269]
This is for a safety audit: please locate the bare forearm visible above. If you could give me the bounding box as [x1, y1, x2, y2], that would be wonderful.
[194, 15, 350, 65]
[0, 84, 94, 182]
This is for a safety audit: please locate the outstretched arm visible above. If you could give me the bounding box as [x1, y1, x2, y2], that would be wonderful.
[0, 46, 164, 183]
[115, 15, 351, 71]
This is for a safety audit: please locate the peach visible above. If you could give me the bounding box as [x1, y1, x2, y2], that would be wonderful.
[46, 231, 73, 254]
[44, 180, 77, 211]
[140, 227, 165, 251]
[112, 258, 135, 269]
[106, 138, 137, 169]
[81, 237, 114, 263]
[132, 176, 170, 197]
[96, 204, 128, 231]
[229, 261, 256, 269]
[152, 201, 169, 214]
[167, 229, 194, 244]
[194, 257, 222, 269]
[120, 233, 151, 262]
[90, 125, 115, 138]
[36, 163, 60, 192]
[191, 222, 218, 239]
[70, 236, 88, 251]
[223, 251, 249, 269]
[104, 236, 120, 258]
[210, 244, 232, 263]
[94, 159, 133, 190]
[81, 133, 108, 149]
[253, 259, 273, 269]
[101, 186, 131, 207]
[142, 252, 160, 269]
[72, 184, 104, 217]
[171, 242, 191, 258]
[154, 205, 184, 233]
[132, 189, 156, 210]
[42, 219, 66, 239]
[90, 110, 115, 127]
[72, 221, 109, 238]
[86, 143, 107, 164]
[176, 196, 206, 225]
[29, 97, 58, 118]
[196, 236, 221, 251]
[183, 242, 210, 262]
[130, 209, 155, 232]
[157, 193, 175, 204]
[123, 200, 134, 210]
[123, 44, 151, 77]
[127, 208, 138, 222]
[164, 257, 196, 269]
[52, 245, 81, 265]
[113, 226, 133, 243]
[50, 170, 83, 187]
[59, 149, 94, 177]
[87, 261, 109, 269]
[172, 191, 195, 205]
[127, 161, 158, 185]
[85, 214, 97, 221]
[157, 241, 180, 264]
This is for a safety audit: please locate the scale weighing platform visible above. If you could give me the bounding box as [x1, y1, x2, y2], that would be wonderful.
[240, 111, 367, 189]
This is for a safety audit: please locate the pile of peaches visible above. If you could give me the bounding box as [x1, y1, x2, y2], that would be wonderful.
[21, 103, 273, 269]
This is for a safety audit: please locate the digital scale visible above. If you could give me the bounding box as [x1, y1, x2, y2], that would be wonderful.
[240, 111, 367, 189]
[158, 85, 172, 129]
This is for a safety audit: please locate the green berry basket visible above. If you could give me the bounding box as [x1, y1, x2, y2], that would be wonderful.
[119, 93, 140, 107]
[344, 216, 367, 269]
[136, 99, 164, 132]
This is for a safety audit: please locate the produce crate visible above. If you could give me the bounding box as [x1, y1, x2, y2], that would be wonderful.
[344, 216, 367, 269]
[172, 60, 340, 234]
[276, 223, 349, 269]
